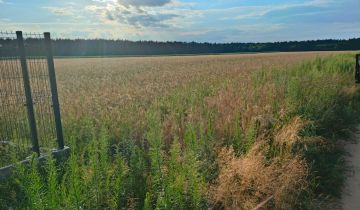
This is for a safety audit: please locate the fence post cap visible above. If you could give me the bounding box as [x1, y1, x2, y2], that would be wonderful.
[44, 32, 51, 38]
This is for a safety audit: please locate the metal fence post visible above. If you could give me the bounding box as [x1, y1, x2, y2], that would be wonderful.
[356, 54, 360, 83]
[16, 31, 40, 155]
[44, 32, 64, 149]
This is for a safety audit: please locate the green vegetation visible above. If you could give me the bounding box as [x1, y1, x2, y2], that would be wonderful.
[1, 53, 359, 209]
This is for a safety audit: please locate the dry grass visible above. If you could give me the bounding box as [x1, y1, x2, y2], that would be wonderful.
[211, 146, 308, 210]
[274, 117, 309, 152]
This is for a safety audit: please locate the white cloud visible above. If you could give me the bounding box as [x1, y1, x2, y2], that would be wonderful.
[85, 0, 199, 28]
[205, 0, 335, 21]
[83, 0, 336, 33]
[179, 29, 213, 36]
[43, 6, 76, 16]
[118, 0, 172, 7]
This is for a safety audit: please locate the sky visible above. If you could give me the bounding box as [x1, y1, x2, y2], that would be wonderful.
[0, 0, 359, 43]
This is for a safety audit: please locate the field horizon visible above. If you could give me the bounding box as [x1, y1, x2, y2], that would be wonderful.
[52, 50, 357, 59]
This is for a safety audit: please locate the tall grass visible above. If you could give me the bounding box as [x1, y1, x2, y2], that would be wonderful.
[0, 52, 359, 209]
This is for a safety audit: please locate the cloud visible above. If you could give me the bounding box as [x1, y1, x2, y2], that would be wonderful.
[0, 0, 11, 4]
[179, 30, 213, 36]
[118, 0, 171, 7]
[105, 7, 179, 27]
[206, 0, 335, 21]
[43, 6, 75, 16]
[170, 23, 286, 43]
[86, 0, 196, 28]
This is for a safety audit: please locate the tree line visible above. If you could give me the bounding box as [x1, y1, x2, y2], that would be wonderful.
[0, 37, 360, 57]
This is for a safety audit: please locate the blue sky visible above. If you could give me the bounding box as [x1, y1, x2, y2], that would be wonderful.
[0, 0, 359, 42]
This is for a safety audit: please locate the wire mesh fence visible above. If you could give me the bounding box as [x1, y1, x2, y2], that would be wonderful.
[356, 54, 360, 83]
[0, 32, 30, 166]
[24, 32, 57, 150]
[0, 31, 63, 168]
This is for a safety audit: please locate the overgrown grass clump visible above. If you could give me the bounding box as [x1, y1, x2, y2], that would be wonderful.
[1, 53, 359, 209]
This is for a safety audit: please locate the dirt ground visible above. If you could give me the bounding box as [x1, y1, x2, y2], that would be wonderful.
[340, 126, 360, 209]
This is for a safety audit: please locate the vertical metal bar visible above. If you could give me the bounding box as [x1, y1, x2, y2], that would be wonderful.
[44, 32, 64, 149]
[16, 31, 40, 155]
[356, 54, 360, 83]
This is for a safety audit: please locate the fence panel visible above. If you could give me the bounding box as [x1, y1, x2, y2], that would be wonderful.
[0, 32, 31, 167]
[23, 32, 57, 152]
[0, 31, 62, 168]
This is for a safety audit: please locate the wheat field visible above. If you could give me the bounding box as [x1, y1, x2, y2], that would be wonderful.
[1, 51, 359, 210]
[55, 52, 342, 122]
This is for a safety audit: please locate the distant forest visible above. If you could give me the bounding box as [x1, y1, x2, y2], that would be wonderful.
[1, 37, 360, 57]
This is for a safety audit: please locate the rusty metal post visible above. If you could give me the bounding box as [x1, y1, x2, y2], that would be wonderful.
[16, 31, 40, 155]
